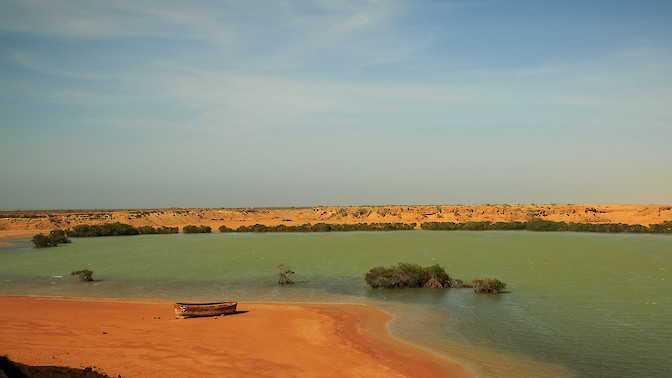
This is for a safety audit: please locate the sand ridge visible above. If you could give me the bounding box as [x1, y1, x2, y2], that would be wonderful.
[1, 204, 671, 238]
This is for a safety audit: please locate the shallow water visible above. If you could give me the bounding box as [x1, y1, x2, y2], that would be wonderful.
[1, 231, 670, 377]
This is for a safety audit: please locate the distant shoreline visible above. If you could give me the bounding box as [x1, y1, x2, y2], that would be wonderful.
[1, 204, 671, 240]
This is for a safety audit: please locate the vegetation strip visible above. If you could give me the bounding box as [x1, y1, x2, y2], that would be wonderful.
[30, 219, 671, 247]
[420, 219, 672, 233]
[221, 222, 416, 232]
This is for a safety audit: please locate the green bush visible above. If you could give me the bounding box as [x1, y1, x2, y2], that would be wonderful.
[365, 263, 503, 292]
[421, 221, 526, 231]
[365, 263, 453, 289]
[48, 229, 71, 244]
[65, 223, 178, 237]
[182, 225, 212, 233]
[67, 223, 139, 237]
[448, 278, 473, 288]
[421, 219, 665, 234]
[31, 234, 53, 248]
[649, 221, 672, 233]
[137, 226, 179, 234]
[71, 269, 94, 281]
[31, 229, 71, 247]
[232, 222, 416, 233]
[525, 218, 566, 231]
[472, 278, 507, 293]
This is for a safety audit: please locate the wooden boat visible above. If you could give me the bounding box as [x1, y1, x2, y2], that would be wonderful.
[174, 301, 238, 318]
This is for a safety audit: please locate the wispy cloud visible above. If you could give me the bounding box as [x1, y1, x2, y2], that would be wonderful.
[1, 0, 225, 39]
[1, 0, 437, 73]
[10, 50, 109, 80]
[8, 41, 671, 136]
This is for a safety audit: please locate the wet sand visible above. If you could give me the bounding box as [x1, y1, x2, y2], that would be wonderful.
[0, 231, 40, 246]
[0, 296, 472, 377]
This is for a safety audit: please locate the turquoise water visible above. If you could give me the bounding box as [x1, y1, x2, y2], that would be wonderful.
[1, 231, 670, 377]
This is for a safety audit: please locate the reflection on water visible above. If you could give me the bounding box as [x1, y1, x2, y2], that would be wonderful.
[1, 231, 670, 377]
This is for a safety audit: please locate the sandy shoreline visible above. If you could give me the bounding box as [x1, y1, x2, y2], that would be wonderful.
[0, 295, 472, 377]
[0, 230, 42, 244]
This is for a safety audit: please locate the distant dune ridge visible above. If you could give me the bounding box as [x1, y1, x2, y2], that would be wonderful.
[1, 204, 671, 237]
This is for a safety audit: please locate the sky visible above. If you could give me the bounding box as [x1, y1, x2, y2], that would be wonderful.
[1, 0, 671, 209]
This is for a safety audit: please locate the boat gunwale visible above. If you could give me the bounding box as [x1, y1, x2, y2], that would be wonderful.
[175, 301, 237, 306]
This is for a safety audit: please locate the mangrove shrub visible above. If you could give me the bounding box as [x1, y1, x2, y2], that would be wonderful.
[67, 223, 139, 237]
[71, 269, 94, 282]
[182, 225, 212, 233]
[137, 226, 179, 234]
[472, 278, 507, 293]
[31, 229, 71, 247]
[365, 263, 505, 293]
[365, 263, 454, 289]
[277, 264, 295, 284]
[421, 219, 670, 233]
[230, 222, 416, 233]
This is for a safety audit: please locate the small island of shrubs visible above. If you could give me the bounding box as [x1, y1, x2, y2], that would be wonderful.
[365, 263, 506, 294]
[472, 278, 507, 293]
[71, 269, 94, 281]
[31, 229, 71, 247]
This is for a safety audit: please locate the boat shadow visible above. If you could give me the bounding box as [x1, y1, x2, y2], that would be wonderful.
[179, 310, 249, 319]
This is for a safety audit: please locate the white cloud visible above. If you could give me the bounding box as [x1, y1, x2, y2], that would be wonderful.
[8, 39, 671, 138]
[1, 0, 431, 73]
[10, 51, 108, 81]
[1, 0, 217, 39]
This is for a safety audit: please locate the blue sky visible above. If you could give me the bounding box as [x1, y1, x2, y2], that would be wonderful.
[1, 0, 671, 209]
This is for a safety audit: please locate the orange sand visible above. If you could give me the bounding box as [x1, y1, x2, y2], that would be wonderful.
[0, 296, 472, 377]
[1, 204, 670, 239]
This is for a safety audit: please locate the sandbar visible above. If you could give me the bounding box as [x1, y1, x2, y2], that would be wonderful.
[0, 296, 472, 377]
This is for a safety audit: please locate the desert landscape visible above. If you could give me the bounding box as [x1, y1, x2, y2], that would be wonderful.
[2, 204, 671, 240]
[2, 206, 670, 377]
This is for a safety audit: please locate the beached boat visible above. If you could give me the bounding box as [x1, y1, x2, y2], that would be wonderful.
[174, 301, 238, 318]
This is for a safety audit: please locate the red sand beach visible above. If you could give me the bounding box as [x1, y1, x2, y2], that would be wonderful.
[0, 296, 472, 377]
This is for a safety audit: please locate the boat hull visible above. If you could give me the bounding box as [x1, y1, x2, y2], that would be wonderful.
[174, 301, 238, 318]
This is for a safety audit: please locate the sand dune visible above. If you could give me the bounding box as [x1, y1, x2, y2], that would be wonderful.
[1, 204, 671, 238]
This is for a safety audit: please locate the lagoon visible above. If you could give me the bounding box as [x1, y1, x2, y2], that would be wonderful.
[1, 231, 670, 377]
